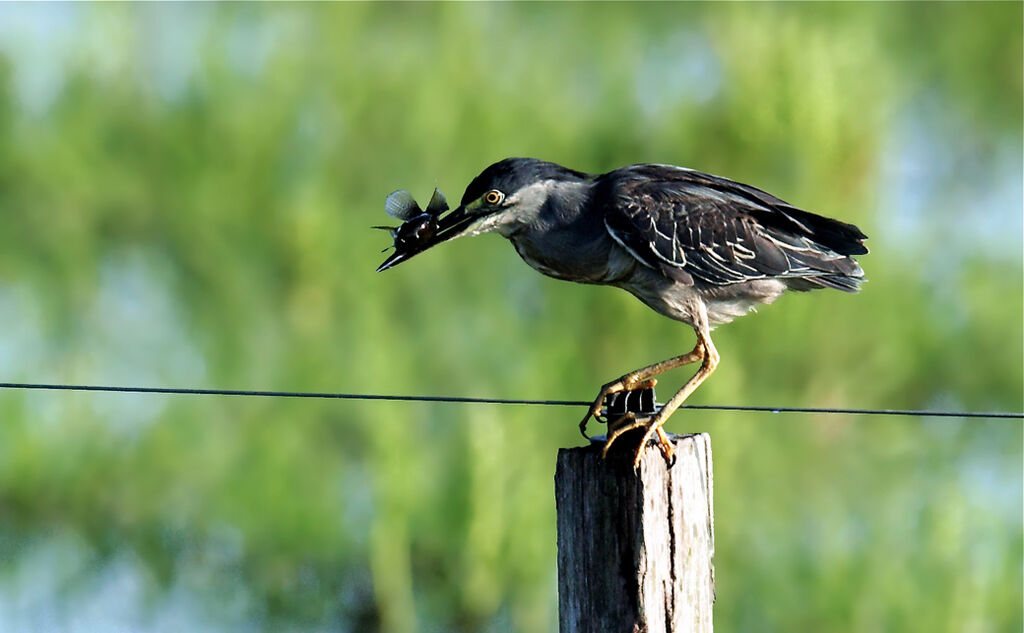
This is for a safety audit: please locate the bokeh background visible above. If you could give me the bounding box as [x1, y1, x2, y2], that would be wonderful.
[0, 3, 1020, 632]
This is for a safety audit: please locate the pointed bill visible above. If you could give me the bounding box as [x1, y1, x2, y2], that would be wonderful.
[385, 190, 422, 220]
[425, 188, 449, 215]
[376, 249, 410, 272]
[376, 204, 477, 272]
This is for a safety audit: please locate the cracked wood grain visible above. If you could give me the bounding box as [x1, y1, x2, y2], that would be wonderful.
[556, 433, 714, 633]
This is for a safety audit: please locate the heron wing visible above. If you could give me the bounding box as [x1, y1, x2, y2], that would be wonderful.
[600, 165, 867, 290]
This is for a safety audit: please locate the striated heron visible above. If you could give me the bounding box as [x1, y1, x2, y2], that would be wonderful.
[377, 158, 868, 469]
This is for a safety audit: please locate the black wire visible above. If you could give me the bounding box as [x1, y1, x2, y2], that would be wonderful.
[0, 382, 1020, 419]
[677, 404, 1023, 419]
[0, 382, 582, 406]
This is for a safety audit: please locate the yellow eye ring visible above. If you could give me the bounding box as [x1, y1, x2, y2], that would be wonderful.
[484, 190, 504, 205]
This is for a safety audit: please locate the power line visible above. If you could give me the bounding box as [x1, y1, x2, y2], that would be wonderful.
[0, 382, 1020, 419]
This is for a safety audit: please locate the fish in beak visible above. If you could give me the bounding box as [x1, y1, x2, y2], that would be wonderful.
[375, 189, 482, 272]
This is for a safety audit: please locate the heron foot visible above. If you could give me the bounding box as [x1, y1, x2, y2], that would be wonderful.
[601, 409, 675, 471]
[579, 378, 658, 439]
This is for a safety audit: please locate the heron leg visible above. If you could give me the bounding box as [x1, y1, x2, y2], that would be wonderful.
[579, 343, 705, 439]
[631, 327, 719, 470]
[601, 412, 646, 456]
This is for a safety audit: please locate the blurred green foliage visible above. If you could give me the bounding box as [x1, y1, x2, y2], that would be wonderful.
[0, 3, 1020, 632]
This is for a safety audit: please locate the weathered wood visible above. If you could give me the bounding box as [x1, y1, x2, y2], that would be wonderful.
[555, 433, 714, 633]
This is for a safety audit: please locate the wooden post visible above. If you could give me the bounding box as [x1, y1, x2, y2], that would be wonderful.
[555, 433, 714, 633]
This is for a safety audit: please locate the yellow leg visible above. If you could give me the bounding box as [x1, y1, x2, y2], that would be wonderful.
[578, 341, 706, 438]
[630, 329, 719, 470]
[601, 412, 647, 458]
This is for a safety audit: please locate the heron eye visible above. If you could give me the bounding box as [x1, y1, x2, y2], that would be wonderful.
[483, 190, 504, 205]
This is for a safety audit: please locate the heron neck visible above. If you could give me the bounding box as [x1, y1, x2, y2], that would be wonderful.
[498, 179, 595, 238]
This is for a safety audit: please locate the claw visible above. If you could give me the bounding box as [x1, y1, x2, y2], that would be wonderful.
[579, 376, 660, 442]
[600, 412, 653, 459]
[656, 427, 676, 467]
[578, 382, 618, 440]
[631, 413, 675, 470]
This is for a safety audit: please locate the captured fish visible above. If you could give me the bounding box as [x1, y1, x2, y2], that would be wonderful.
[375, 188, 449, 271]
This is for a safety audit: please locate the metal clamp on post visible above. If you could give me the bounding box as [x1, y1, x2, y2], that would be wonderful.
[602, 385, 658, 420]
[595, 384, 663, 453]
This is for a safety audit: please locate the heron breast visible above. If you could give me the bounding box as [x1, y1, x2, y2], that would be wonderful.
[509, 232, 635, 284]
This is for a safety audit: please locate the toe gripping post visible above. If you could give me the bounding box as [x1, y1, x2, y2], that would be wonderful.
[600, 384, 679, 468]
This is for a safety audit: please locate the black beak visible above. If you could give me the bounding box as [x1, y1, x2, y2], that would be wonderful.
[375, 205, 477, 272]
[375, 250, 410, 273]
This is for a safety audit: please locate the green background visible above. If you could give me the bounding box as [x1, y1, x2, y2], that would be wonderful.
[0, 3, 1020, 632]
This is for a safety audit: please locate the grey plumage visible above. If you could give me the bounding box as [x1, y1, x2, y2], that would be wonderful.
[377, 157, 868, 467]
[408, 158, 866, 327]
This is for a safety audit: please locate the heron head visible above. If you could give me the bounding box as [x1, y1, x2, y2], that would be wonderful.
[377, 158, 588, 271]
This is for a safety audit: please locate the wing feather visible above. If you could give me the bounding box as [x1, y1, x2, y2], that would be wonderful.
[599, 165, 867, 290]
